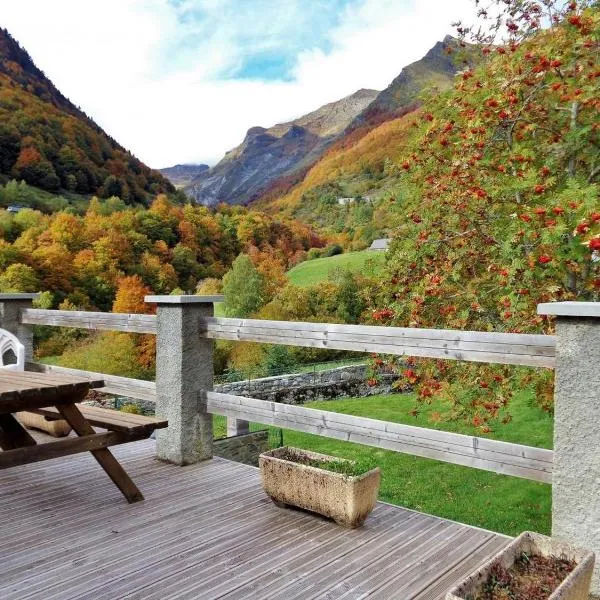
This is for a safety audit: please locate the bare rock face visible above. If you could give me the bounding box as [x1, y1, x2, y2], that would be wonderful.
[185, 37, 480, 208]
[158, 164, 209, 188]
[346, 36, 470, 134]
[185, 89, 378, 206]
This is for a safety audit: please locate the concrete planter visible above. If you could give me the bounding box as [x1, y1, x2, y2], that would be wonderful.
[446, 531, 595, 600]
[16, 411, 72, 437]
[259, 446, 380, 528]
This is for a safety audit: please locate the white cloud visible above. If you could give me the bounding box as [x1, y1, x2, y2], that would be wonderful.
[1, 0, 474, 168]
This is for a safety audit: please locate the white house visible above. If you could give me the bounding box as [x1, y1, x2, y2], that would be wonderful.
[369, 238, 391, 251]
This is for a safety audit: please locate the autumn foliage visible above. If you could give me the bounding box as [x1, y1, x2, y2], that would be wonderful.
[0, 28, 173, 202]
[0, 195, 324, 311]
[367, 3, 600, 425]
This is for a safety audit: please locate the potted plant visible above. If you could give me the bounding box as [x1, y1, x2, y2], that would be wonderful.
[446, 531, 595, 600]
[259, 446, 380, 528]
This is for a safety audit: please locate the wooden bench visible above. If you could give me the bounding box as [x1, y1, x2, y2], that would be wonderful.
[28, 405, 167, 437]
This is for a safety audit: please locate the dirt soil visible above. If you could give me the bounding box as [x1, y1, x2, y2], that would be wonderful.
[474, 553, 576, 600]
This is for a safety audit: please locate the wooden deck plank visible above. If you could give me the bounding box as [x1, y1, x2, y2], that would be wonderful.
[0, 439, 510, 600]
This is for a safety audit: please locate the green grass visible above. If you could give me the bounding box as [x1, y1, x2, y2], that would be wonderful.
[286, 250, 385, 287]
[218, 390, 553, 537]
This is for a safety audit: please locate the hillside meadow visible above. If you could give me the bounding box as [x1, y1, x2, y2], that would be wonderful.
[287, 249, 385, 287]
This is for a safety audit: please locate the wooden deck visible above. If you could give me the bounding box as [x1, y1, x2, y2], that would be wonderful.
[0, 439, 510, 599]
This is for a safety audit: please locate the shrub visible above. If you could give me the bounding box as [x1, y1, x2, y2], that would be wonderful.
[324, 244, 343, 257]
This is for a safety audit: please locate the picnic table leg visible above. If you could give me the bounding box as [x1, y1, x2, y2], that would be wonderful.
[57, 403, 144, 504]
[0, 414, 37, 450]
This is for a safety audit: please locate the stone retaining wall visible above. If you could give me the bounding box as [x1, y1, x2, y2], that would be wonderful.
[216, 364, 398, 404]
[89, 364, 400, 413]
[213, 430, 269, 466]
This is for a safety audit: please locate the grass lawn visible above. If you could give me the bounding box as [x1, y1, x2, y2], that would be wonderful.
[216, 390, 553, 537]
[287, 250, 385, 287]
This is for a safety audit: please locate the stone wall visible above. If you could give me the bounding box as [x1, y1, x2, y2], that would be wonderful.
[216, 364, 399, 404]
[213, 430, 269, 467]
[88, 364, 401, 414]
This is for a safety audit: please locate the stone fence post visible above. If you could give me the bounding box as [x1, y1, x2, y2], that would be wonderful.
[146, 294, 223, 465]
[227, 417, 250, 437]
[0, 293, 38, 362]
[538, 301, 600, 594]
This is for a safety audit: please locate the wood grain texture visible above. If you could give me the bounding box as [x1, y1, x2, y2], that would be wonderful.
[20, 308, 157, 334]
[207, 392, 553, 483]
[27, 362, 157, 402]
[57, 403, 144, 503]
[199, 317, 556, 368]
[0, 439, 510, 600]
[29, 405, 167, 435]
[0, 371, 102, 413]
[19, 308, 555, 367]
[0, 431, 140, 468]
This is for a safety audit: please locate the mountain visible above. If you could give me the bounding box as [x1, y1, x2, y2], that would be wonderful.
[346, 35, 464, 136]
[159, 163, 209, 188]
[252, 36, 481, 219]
[0, 28, 173, 204]
[187, 37, 474, 209]
[185, 88, 378, 206]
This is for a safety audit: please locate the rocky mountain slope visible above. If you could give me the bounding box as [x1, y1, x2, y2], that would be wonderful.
[159, 163, 209, 188]
[346, 36, 464, 136]
[187, 37, 472, 208]
[0, 28, 173, 203]
[185, 88, 378, 206]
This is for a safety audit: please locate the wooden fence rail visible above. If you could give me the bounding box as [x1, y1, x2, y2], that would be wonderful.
[21, 309, 157, 334]
[206, 391, 553, 483]
[198, 317, 556, 368]
[19, 309, 556, 368]
[23, 361, 556, 483]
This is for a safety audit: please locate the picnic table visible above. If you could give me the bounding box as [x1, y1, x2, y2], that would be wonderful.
[0, 371, 167, 503]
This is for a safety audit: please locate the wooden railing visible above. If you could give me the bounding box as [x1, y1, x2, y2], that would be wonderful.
[6, 295, 600, 592]
[199, 316, 556, 368]
[21, 308, 157, 334]
[17, 305, 555, 482]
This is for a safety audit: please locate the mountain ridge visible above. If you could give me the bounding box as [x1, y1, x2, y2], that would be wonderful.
[185, 88, 378, 206]
[185, 37, 473, 208]
[159, 163, 209, 188]
[0, 28, 173, 204]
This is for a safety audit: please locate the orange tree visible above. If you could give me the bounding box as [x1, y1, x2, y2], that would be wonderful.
[371, 3, 599, 428]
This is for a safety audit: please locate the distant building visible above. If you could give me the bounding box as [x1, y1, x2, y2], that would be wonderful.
[369, 238, 391, 251]
[336, 196, 372, 206]
[6, 205, 25, 213]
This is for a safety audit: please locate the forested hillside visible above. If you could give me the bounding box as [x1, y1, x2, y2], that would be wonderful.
[0, 195, 322, 310]
[0, 28, 173, 204]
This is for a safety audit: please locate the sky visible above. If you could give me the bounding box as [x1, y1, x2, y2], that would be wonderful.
[1, 0, 474, 168]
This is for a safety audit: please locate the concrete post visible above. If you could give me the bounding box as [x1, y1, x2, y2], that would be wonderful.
[227, 417, 250, 437]
[0, 293, 39, 362]
[145, 294, 223, 465]
[538, 301, 600, 594]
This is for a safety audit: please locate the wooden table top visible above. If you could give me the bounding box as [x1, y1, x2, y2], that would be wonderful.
[0, 371, 104, 413]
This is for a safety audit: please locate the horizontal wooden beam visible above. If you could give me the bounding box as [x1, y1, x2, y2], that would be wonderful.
[200, 317, 556, 368]
[21, 309, 157, 334]
[206, 391, 553, 483]
[0, 431, 144, 469]
[19, 308, 556, 368]
[27, 363, 157, 403]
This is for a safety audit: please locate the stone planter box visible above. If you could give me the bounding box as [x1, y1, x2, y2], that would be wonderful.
[446, 531, 595, 600]
[16, 411, 72, 438]
[259, 446, 380, 528]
